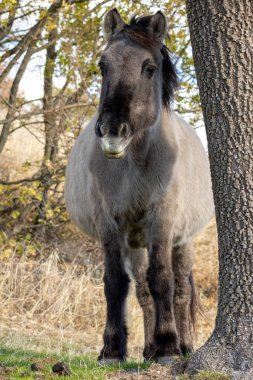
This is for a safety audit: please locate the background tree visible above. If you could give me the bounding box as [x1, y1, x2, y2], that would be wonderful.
[186, 1, 253, 378]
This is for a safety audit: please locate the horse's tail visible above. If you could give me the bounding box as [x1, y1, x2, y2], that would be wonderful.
[189, 270, 198, 332]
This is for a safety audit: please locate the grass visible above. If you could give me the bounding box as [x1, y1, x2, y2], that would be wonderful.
[194, 371, 231, 380]
[0, 346, 231, 380]
[0, 345, 151, 379]
[178, 372, 231, 380]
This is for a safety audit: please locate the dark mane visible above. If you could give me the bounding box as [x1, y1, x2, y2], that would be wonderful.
[160, 45, 178, 109]
[119, 15, 178, 109]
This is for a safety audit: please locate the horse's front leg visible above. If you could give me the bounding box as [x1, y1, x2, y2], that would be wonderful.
[147, 226, 180, 362]
[98, 236, 130, 364]
[127, 248, 156, 361]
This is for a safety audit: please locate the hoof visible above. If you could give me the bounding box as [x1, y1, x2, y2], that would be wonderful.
[155, 355, 180, 366]
[143, 345, 156, 362]
[180, 344, 193, 356]
[98, 357, 123, 366]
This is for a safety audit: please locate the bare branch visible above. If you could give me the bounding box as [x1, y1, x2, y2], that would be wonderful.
[23, 124, 44, 145]
[0, 174, 44, 186]
[53, 77, 70, 106]
[10, 121, 43, 134]
[0, 32, 62, 85]
[0, 8, 41, 40]
[174, 39, 191, 65]
[0, 43, 36, 153]
[0, 102, 95, 125]
[0, 0, 63, 64]
[0, 0, 19, 42]
[0, 43, 28, 84]
[0, 94, 11, 108]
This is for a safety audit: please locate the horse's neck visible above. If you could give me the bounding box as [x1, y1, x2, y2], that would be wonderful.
[128, 110, 175, 166]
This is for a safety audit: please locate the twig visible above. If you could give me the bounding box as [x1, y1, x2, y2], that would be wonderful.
[0, 175, 44, 185]
[0, 102, 96, 125]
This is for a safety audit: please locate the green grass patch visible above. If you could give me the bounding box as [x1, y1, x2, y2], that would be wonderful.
[177, 370, 231, 380]
[0, 345, 151, 379]
[194, 370, 231, 380]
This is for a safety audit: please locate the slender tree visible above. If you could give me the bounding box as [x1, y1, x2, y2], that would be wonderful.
[186, 1, 253, 378]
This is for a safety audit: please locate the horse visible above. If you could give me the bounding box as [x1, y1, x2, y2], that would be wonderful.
[64, 8, 214, 364]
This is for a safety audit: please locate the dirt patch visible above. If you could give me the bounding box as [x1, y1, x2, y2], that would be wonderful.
[107, 366, 173, 380]
[106, 361, 188, 380]
[0, 364, 17, 378]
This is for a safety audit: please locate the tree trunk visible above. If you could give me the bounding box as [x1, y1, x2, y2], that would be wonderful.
[0, 44, 35, 154]
[186, 1, 253, 378]
[43, 18, 59, 164]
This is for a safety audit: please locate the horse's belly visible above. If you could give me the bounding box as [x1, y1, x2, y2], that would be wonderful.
[65, 170, 98, 241]
[74, 212, 98, 240]
[171, 189, 214, 246]
[66, 197, 98, 240]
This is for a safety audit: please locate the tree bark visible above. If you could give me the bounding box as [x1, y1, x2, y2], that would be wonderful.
[186, 1, 253, 378]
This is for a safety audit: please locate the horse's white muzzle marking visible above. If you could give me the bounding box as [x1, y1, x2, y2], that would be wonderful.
[99, 136, 132, 159]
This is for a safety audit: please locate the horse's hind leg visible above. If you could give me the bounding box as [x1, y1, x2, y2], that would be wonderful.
[172, 242, 197, 355]
[98, 236, 130, 363]
[127, 248, 156, 361]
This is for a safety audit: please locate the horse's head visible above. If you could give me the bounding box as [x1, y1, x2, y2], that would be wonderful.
[95, 9, 178, 159]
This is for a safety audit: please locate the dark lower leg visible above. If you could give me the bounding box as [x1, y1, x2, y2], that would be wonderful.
[148, 243, 180, 358]
[98, 240, 130, 362]
[173, 243, 195, 354]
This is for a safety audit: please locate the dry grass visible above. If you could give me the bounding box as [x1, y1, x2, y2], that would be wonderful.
[0, 219, 218, 358]
[193, 219, 218, 347]
[0, 253, 105, 355]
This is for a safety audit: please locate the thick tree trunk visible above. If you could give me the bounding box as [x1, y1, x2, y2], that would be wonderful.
[186, 1, 253, 378]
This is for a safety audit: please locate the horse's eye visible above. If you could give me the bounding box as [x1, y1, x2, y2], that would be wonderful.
[142, 62, 156, 79]
[98, 62, 106, 76]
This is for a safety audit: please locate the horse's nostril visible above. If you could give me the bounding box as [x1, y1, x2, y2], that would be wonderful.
[95, 123, 107, 138]
[119, 123, 130, 138]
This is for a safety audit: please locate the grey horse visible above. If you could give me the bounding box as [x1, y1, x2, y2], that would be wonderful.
[65, 8, 214, 364]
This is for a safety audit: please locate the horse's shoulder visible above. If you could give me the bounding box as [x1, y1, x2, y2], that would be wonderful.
[169, 112, 198, 140]
[79, 114, 98, 141]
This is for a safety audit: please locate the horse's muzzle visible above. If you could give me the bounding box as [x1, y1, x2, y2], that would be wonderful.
[98, 135, 131, 159]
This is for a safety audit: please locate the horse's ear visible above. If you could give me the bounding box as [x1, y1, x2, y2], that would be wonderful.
[149, 11, 167, 43]
[103, 8, 125, 41]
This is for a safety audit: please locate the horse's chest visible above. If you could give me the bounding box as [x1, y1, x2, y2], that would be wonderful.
[100, 167, 149, 209]
[125, 217, 150, 248]
[99, 174, 154, 247]
[122, 188, 157, 248]
[109, 204, 151, 249]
